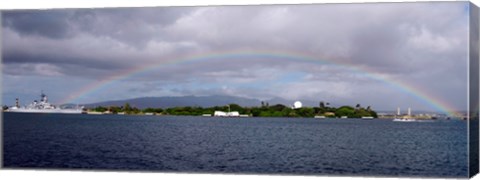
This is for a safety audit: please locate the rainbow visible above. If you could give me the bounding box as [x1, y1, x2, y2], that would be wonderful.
[59, 49, 458, 116]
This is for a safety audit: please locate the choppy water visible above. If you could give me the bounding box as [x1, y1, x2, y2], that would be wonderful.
[2, 113, 468, 177]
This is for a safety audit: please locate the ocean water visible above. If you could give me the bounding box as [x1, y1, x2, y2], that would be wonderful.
[2, 113, 468, 177]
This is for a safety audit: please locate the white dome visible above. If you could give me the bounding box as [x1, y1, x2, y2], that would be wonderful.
[293, 101, 302, 109]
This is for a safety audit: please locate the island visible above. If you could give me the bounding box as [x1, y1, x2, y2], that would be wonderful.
[85, 101, 378, 118]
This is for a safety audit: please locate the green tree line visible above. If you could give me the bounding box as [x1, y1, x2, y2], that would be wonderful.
[89, 102, 377, 118]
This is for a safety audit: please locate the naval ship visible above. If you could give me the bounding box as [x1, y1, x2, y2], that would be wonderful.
[6, 93, 84, 114]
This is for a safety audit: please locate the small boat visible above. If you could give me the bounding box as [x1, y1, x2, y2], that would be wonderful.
[393, 118, 416, 122]
[392, 107, 416, 122]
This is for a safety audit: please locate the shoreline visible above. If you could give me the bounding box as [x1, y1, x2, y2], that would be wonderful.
[3, 111, 465, 120]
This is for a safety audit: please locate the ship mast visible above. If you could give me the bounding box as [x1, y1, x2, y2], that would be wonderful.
[41, 90, 48, 103]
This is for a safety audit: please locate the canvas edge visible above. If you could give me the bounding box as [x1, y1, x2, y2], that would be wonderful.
[469, 2, 480, 178]
[0, 11, 4, 169]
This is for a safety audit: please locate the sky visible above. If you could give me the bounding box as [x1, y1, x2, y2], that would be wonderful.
[1, 2, 471, 112]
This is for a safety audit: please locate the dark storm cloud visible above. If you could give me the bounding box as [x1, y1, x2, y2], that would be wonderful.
[2, 52, 128, 78]
[3, 10, 73, 39]
[2, 3, 468, 77]
[2, 7, 190, 40]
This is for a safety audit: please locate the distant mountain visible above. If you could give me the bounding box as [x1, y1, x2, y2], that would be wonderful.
[84, 95, 325, 109]
[84, 95, 262, 109]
